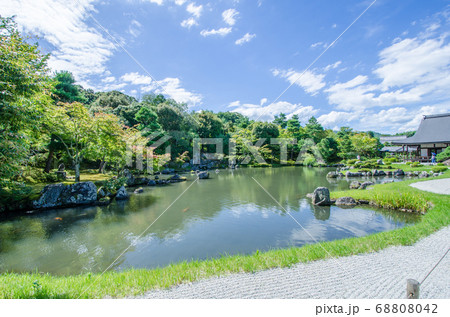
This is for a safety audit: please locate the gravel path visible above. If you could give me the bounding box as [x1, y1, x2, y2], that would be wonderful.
[138, 226, 450, 299]
[410, 178, 450, 195]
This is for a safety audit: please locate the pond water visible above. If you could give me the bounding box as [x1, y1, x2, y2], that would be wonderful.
[0, 167, 419, 275]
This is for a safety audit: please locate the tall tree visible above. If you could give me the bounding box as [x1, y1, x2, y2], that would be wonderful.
[305, 116, 326, 144]
[52, 71, 87, 103]
[0, 17, 52, 185]
[273, 113, 287, 129]
[88, 113, 127, 173]
[46, 102, 95, 182]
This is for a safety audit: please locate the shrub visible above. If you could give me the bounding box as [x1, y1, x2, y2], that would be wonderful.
[303, 154, 316, 166]
[436, 147, 450, 162]
[406, 161, 412, 165]
[346, 159, 358, 165]
[385, 157, 399, 163]
[437, 163, 444, 166]
[103, 177, 127, 194]
[431, 166, 448, 174]
[410, 162, 423, 168]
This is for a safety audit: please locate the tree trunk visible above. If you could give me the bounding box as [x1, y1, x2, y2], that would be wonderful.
[44, 149, 54, 173]
[75, 163, 81, 182]
[98, 160, 106, 174]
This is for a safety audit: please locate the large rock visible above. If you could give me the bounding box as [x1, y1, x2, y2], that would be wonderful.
[121, 169, 135, 186]
[419, 171, 429, 178]
[335, 196, 357, 206]
[350, 181, 361, 189]
[197, 171, 210, 179]
[372, 169, 386, 177]
[393, 169, 405, 177]
[134, 187, 144, 194]
[312, 187, 332, 206]
[360, 181, 374, 190]
[161, 168, 175, 174]
[326, 171, 340, 178]
[115, 186, 129, 200]
[345, 171, 362, 177]
[33, 182, 97, 209]
[169, 174, 187, 182]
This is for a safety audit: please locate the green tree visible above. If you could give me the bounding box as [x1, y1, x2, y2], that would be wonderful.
[305, 116, 326, 144]
[47, 102, 95, 182]
[318, 137, 339, 163]
[273, 113, 287, 129]
[195, 111, 224, 138]
[156, 103, 184, 131]
[0, 17, 52, 185]
[251, 122, 280, 140]
[286, 114, 300, 134]
[52, 71, 87, 103]
[88, 113, 127, 173]
[350, 133, 379, 158]
[135, 106, 161, 136]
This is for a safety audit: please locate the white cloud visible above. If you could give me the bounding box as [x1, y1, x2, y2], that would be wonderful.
[235, 33, 256, 45]
[222, 8, 239, 26]
[181, 17, 198, 28]
[311, 41, 327, 49]
[101, 76, 116, 83]
[318, 111, 358, 127]
[146, 0, 164, 5]
[200, 27, 232, 37]
[2, 0, 115, 84]
[273, 68, 326, 95]
[186, 2, 203, 18]
[228, 100, 318, 122]
[323, 61, 342, 72]
[121, 72, 152, 85]
[143, 77, 202, 107]
[325, 35, 450, 111]
[375, 37, 450, 91]
[128, 19, 142, 37]
[260, 98, 268, 106]
[174, 0, 187, 5]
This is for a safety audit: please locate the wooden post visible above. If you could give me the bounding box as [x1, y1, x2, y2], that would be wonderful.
[407, 279, 420, 299]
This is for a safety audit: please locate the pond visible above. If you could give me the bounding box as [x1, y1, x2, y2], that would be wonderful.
[0, 167, 419, 275]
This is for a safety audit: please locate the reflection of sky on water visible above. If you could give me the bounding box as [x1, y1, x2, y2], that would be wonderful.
[0, 167, 418, 274]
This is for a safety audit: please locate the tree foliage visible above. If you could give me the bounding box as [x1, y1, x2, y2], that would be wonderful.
[0, 17, 52, 185]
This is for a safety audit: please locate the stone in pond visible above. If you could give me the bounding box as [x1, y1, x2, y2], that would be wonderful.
[312, 187, 331, 206]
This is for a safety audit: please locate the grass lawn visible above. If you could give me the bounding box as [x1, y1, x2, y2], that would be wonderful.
[0, 172, 449, 299]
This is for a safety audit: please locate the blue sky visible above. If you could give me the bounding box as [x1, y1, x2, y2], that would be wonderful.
[3, 0, 450, 133]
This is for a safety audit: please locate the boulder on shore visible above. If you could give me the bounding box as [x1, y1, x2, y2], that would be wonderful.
[197, 171, 210, 179]
[393, 169, 405, 177]
[312, 187, 332, 206]
[134, 187, 144, 194]
[345, 171, 362, 177]
[115, 186, 129, 200]
[33, 182, 97, 210]
[360, 181, 374, 190]
[326, 171, 340, 178]
[335, 196, 358, 206]
[350, 181, 361, 189]
[169, 174, 187, 182]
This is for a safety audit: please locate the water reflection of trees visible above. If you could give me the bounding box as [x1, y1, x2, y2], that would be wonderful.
[0, 167, 420, 274]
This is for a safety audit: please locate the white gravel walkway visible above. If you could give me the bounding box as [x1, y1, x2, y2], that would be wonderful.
[139, 226, 450, 299]
[410, 178, 450, 195]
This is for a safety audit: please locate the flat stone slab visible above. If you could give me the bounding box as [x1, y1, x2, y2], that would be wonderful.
[410, 178, 450, 195]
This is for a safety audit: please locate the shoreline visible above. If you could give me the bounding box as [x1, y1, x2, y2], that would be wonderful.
[0, 174, 448, 298]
